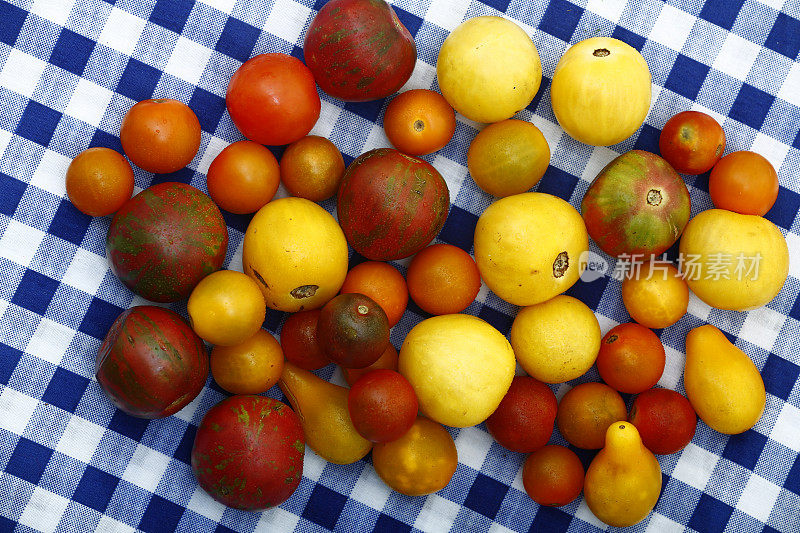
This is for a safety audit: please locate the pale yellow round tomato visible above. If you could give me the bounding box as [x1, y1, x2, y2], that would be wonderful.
[211, 329, 284, 394]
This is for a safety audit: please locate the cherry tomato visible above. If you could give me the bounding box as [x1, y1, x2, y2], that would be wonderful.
[659, 110, 725, 174]
[709, 150, 779, 216]
[65, 147, 134, 216]
[342, 343, 398, 386]
[383, 89, 456, 156]
[206, 140, 280, 214]
[210, 329, 284, 395]
[485, 376, 557, 453]
[226, 53, 320, 146]
[596, 323, 666, 394]
[629, 388, 697, 455]
[280, 136, 345, 202]
[279, 309, 330, 371]
[120, 99, 201, 173]
[522, 445, 584, 507]
[347, 369, 418, 443]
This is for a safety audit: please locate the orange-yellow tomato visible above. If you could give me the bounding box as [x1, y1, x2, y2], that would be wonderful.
[621, 260, 689, 329]
[371, 417, 457, 496]
[383, 89, 456, 156]
[211, 329, 284, 394]
[280, 135, 345, 202]
[66, 147, 134, 216]
[206, 140, 280, 214]
[709, 151, 779, 216]
[187, 270, 266, 346]
[406, 244, 481, 315]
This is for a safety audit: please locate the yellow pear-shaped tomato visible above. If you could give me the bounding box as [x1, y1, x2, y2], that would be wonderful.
[243, 197, 348, 312]
[551, 37, 651, 146]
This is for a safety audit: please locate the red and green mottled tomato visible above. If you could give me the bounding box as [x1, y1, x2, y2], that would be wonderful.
[659, 111, 725, 175]
[191, 395, 304, 510]
[96, 305, 209, 419]
[316, 293, 389, 369]
[304, 0, 417, 102]
[106, 182, 228, 302]
[347, 369, 418, 442]
[581, 150, 690, 258]
[337, 148, 450, 261]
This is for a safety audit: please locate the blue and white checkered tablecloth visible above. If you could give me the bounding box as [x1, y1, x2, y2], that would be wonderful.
[1, 0, 799, 531]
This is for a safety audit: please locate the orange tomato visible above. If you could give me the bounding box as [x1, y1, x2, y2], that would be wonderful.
[65, 147, 134, 216]
[407, 244, 481, 315]
[596, 323, 666, 394]
[556, 382, 627, 450]
[522, 445, 585, 507]
[383, 89, 456, 156]
[280, 135, 345, 202]
[339, 261, 408, 327]
[210, 329, 284, 395]
[120, 98, 201, 173]
[621, 260, 689, 329]
[206, 140, 280, 214]
[709, 151, 779, 216]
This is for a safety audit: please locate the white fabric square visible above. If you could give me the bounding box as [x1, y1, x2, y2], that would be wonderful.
[737, 473, 782, 523]
[433, 155, 467, 201]
[671, 442, 719, 490]
[0, 220, 46, 267]
[586, 0, 627, 23]
[95, 515, 136, 533]
[686, 291, 711, 322]
[750, 132, 790, 172]
[758, 0, 786, 10]
[645, 513, 685, 532]
[199, 0, 236, 13]
[26, 317, 75, 366]
[65, 77, 114, 126]
[30, 149, 71, 198]
[398, 60, 437, 94]
[786, 231, 800, 280]
[164, 36, 212, 85]
[581, 146, 618, 182]
[349, 465, 391, 509]
[30, 0, 73, 26]
[413, 493, 462, 532]
[488, 522, 515, 533]
[362, 122, 389, 153]
[257, 507, 301, 532]
[61, 247, 108, 296]
[0, 387, 38, 435]
[426, 0, 470, 32]
[18, 487, 70, 533]
[714, 32, 761, 81]
[738, 306, 785, 353]
[658, 345, 685, 390]
[197, 136, 228, 175]
[264, 0, 312, 44]
[771, 403, 800, 452]
[309, 100, 343, 139]
[455, 426, 492, 470]
[0, 48, 47, 98]
[172, 390, 203, 423]
[649, 4, 696, 52]
[55, 415, 105, 464]
[302, 448, 326, 482]
[122, 445, 172, 493]
[778, 61, 800, 107]
[0, 128, 12, 159]
[574, 498, 608, 529]
[98, 7, 147, 56]
[186, 485, 227, 522]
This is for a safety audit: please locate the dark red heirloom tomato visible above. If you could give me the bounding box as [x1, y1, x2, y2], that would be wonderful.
[280, 309, 331, 371]
[96, 306, 208, 419]
[348, 369, 418, 442]
[629, 388, 697, 455]
[226, 53, 321, 146]
[658, 110, 725, 175]
[485, 376, 557, 453]
[192, 395, 305, 510]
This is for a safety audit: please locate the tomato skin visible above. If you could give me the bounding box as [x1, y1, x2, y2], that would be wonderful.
[120, 99, 201, 173]
[596, 323, 665, 394]
[347, 369, 418, 443]
[383, 89, 456, 156]
[66, 147, 134, 216]
[629, 388, 697, 455]
[206, 141, 280, 214]
[280, 135, 344, 202]
[280, 309, 331, 371]
[485, 376, 557, 453]
[522, 445, 584, 507]
[659, 110, 725, 174]
[709, 150, 779, 216]
[226, 54, 321, 146]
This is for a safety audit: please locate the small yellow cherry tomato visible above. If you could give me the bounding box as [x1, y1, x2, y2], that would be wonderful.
[621, 261, 689, 329]
[210, 329, 284, 395]
[187, 270, 266, 346]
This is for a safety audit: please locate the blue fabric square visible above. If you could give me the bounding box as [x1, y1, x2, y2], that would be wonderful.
[566, 276, 609, 311]
[791, 297, 800, 322]
[48, 200, 92, 246]
[464, 473, 508, 519]
[215, 16, 260, 62]
[537, 166, 578, 201]
[394, 7, 424, 36]
[73, 465, 119, 512]
[786, 454, 800, 495]
[149, 0, 194, 35]
[612, 25, 646, 51]
[689, 494, 734, 533]
[173, 424, 196, 465]
[6, 437, 54, 484]
[0, 516, 15, 532]
[530, 505, 572, 532]
[0, 344, 21, 385]
[302, 484, 347, 530]
[15, 101, 61, 147]
[722, 430, 768, 470]
[263, 308, 284, 334]
[139, 494, 184, 533]
[761, 354, 799, 400]
[479, 0, 512, 12]
[220, 210, 250, 236]
[312, 0, 327, 11]
[374, 513, 411, 533]
[108, 410, 150, 442]
[151, 166, 194, 186]
[0, 2, 27, 46]
[41, 367, 89, 413]
[764, 186, 800, 230]
[77, 297, 124, 340]
[765, 13, 800, 59]
[665, 55, 710, 101]
[345, 100, 385, 124]
[214, 525, 237, 533]
[729, 83, 775, 130]
[11, 269, 59, 315]
[526, 76, 550, 114]
[438, 205, 479, 252]
[116, 58, 161, 102]
[699, 0, 744, 30]
[634, 123, 661, 154]
[0, 173, 26, 217]
[49, 28, 95, 76]
[189, 87, 226, 134]
[478, 306, 514, 336]
[539, 0, 583, 43]
[89, 129, 124, 153]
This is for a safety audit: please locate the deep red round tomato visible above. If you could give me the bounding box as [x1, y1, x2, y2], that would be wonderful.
[484, 376, 557, 453]
[347, 369, 418, 443]
[226, 53, 321, 146]
[120, 99, 201, 174]
[280, 309, 331, 371]
[659, 110, 725, 175]
[709, 150, 779, 216]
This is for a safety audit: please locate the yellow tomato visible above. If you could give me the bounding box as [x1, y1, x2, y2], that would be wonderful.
[467, 119, 550, 197]
[187, 270, 266, 346]
[210, 329, 284, 395]
[551, 37, 651, 146]
[621, 261, 689, 329]
[372, 417, 457, 496]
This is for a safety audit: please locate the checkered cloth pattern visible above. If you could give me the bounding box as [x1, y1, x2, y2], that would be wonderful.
[1, 0, 799, 531]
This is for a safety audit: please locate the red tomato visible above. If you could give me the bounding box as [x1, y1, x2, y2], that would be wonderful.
[66, 147, 134, 216]
[485, 376, 557, 453]
[347, 369, 418, 443]
[522, 445, 584, 507]
[659, 110, 725, 175]
[709, 150, 779, 216]
[596, 323, 665, 394]
[226, 54, 321, 146]
[629, 388, 697, 455]
[206, 140, 280, 214]
[279, 309, 330, 371]
[120, 99, 201, 174]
